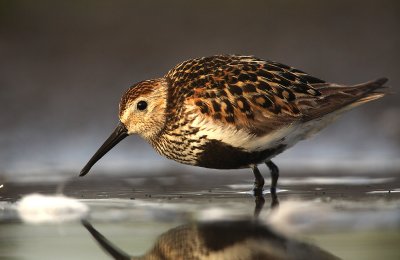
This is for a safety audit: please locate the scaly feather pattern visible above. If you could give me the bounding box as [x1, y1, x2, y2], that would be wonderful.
[165, 55, 325, 136]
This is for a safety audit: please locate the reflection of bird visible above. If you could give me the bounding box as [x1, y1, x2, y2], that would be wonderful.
[79, 55, 387, 194]
[82, 219, 340, 260]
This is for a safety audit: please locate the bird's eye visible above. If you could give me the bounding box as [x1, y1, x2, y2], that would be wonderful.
[136, 100, 148, 111]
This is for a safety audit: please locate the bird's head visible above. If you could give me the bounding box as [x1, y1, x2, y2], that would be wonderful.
[119, 78, 168, 139]
[79, 78, 168, 176]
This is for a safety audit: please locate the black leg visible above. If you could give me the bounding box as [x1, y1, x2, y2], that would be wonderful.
[251, 165, 265, 217]
[254, 194, 265, 217]
[265, 160, 279, 208]
[265, 160, 279, 193]
[251, 164, 264, 192]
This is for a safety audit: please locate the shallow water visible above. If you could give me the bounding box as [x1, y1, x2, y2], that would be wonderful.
[0, 170, 399, 260]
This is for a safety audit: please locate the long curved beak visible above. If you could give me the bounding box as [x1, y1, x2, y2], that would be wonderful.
[79, 122, 128, 177]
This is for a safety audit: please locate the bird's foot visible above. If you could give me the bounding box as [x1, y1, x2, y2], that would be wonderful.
[270, 187, 279, 209]
[252, 186, 264, 197]
[254, 193, 265, 218]
[251, 186, 279, 210]
[252, 187, 279, 216]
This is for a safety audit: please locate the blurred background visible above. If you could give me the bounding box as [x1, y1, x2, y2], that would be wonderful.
[0, 0, 399, 180]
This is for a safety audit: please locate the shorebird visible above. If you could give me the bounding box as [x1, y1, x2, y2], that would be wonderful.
[79, 55, 387, 196]
[82, 219, 340, 260]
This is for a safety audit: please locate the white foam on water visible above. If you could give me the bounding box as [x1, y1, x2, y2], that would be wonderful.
[16, 194, 89, 224]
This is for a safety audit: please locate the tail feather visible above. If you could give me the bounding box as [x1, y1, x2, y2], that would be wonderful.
[302, 77, 388, 120]
[345, 77, 388, 107]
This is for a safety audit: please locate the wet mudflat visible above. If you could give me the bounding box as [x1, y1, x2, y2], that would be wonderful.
[0, 169, 399, 260]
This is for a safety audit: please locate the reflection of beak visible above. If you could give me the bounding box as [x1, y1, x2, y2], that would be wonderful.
[81, 219, 131, 260]
[79, 122, 128, 177]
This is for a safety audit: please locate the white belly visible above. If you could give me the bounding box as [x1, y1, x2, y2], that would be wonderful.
[189, 110, 344, 155]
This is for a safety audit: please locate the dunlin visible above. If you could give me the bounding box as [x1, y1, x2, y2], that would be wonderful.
[82, 219, 340, 260]
[79, 55, 387, 196]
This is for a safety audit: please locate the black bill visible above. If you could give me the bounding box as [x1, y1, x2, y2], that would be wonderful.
[79, 122, 128, 176]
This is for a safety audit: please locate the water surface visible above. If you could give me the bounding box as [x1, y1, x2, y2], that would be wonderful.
[0, 170, 399, 259]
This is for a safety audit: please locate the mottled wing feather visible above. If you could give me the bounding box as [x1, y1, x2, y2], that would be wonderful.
[165, 55, 325, 135]
[299, 78, 388, 120]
